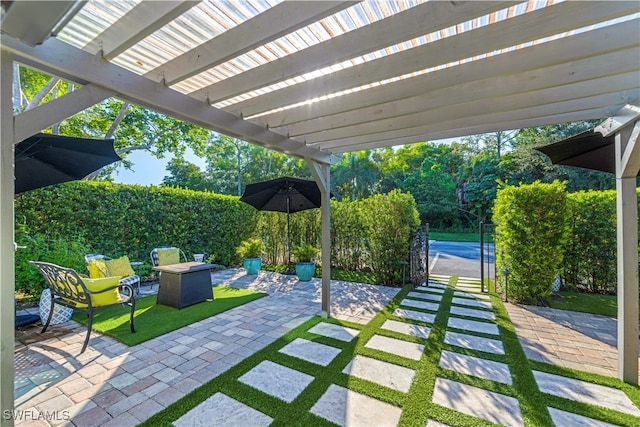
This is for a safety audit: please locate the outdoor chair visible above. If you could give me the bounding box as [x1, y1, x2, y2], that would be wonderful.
[150, 246, 188, 267]
[85, 254, 142, 296]
[29, 261, 136, 354]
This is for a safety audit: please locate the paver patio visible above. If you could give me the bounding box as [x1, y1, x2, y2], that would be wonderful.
[13, 270, 640, 426]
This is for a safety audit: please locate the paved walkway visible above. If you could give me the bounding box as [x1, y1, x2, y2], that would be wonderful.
[13, 270, 640, 426]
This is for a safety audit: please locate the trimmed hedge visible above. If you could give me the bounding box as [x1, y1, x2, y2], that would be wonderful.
[15, 181, 257, 294]
[493, 181, 569, 304]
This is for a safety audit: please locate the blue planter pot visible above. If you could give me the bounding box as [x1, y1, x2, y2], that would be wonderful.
[295, 262, 316, 281]
[243, 258, 262, 275]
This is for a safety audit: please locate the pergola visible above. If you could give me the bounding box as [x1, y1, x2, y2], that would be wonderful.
[1, 0, 639, 416]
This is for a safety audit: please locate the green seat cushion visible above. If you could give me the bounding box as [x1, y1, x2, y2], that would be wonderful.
[105, 255, 136, 276]
[75, 276, 122, 308]
[157, 248, 180, 266]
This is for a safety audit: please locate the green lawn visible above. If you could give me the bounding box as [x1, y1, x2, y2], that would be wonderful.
[546, 291, 630, 318]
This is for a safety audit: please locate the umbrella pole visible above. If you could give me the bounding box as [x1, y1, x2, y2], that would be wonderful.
[287, 196, 291, 266]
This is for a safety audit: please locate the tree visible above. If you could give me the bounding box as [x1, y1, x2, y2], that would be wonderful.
[162, 158, 212, 192]
[331, 151, 379, 201]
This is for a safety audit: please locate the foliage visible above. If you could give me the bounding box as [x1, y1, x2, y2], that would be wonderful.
[331, 151, 379, 201]
[562, 190, 617, 293]
[493, 181, 569, 304]
[14, 223, 90, 298]
[291, 243, 319, 263]
[162, 158, 213, 192]
[15, 181, 257, 294]
[236, 238, 266, 259]
[362, 190, 421, 285]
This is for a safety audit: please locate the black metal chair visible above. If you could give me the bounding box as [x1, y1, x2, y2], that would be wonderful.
[29, 261, 136, 353]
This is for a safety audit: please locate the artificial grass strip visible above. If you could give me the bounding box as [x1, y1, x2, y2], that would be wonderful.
[72, 285, 266, 346]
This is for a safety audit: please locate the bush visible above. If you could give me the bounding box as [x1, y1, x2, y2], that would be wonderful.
[236, 238, 265, 259]
[291, 243, 319, 262]
[493, 181, 569, 304]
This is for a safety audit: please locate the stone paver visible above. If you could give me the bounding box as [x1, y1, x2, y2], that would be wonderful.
[453, 291, 491, 301]
[365, 335, 424, 361]
[400, 298, 439, 312]
[310, 384, 402, 426]
[444, 331, 505, 355]
[381, 319, 431, 339]
[432, 378, 524, 427]
[308, 322, 360, 342]
[393, 308, 436, 324]
[547, 407, 618, 427]
[533, 371, 640, 416]
[451, 298, 493, 310]
[450, 306, 496, 321]
[407, 291, 442, 302]
[278, 338, 341, 366]
[448, 317, 499, 336]
[238, 360, 314, 403]
[439, 350, 512, 384]
[174, 392, 272, 427]
[343, 355, 415, 393]
[415, 286, 445, 294]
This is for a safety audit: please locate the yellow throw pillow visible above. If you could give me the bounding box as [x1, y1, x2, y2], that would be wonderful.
[80, 276, 121, 307]
[87, 259, 108, 279]
[157, 248, 180, 266]
[105, 255, 136, 276]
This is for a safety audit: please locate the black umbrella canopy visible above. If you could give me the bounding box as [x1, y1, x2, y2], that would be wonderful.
[240, 176, 322, 213]
[14, 133, 121, 194]
[534, 130, 638, 175]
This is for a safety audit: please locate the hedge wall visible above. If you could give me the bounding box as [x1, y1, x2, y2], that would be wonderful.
[493, 181, 570, 304]
[16, 182, 420, 294]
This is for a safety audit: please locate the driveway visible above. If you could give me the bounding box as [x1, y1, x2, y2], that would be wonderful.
[428, 240, 494, 279]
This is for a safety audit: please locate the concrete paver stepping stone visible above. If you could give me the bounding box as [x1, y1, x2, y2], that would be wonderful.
[415, 286, 445, 294]
[279, 338, 341, 366]
[427, 282, 448, 289]
[547, 407, 618, 427]
[381, 319, 431, 339]
[174, 392, 272, 427]
[426, 421, 451, 427]
[439, 350, 512, 385]
[365, 335, 425, 361]
[432, 377, 524, 426]
[444, 331, 505, 355]
[451, 298, 493, 310]
[533, 371, 640, 416]
[450, 306, 496, 321]
[310, 384, 402, 426]
[343, 355, 416, 392]
[401, 298, 439, 312]
[407, 291, 442, 302]
[453, 291, 491, 301]
[308, 322, 360, 342]
[393, 308, 436, 324]
[238, 360, 313, 403]
[448, 318, 499, 336]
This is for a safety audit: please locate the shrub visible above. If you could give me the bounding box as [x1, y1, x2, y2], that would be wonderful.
[291, 243, 319, 262]
[493, 181, 569, 304]
[236, 238, 265, 259]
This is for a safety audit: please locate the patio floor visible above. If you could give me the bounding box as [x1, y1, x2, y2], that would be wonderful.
[13, 270, 640, 426]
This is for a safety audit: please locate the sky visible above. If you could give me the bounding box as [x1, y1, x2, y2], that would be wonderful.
[110, 148, 207, 186]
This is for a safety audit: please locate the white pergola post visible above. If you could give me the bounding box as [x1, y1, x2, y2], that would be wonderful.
[614, 123, 640, 385]
[1, 50, 16, 425]
[307, 159, 331, 317]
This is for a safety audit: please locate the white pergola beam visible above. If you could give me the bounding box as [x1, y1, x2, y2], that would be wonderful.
[84, 1, 200, 59]
[0, 0, 78, 46]
[154, 1, 356, 86]
[14, 85, 114, 144]
[226, 5, 639, 118]
[328, 108, 612, 152]
[193, 1, 513, 103]
[620, 122, 640, 177]
[308, 91, 638, 146]
[257, 24, 639, 129]
[286, 72, 640, 139]
[1, 50, 16, 424]
[596, 104, 640, 137]
[1, 35, 337, 165]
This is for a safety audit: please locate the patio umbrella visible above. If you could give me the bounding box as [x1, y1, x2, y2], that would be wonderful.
[240, 177, 323, 271]
[14, 133, 121, 194]
[534, 130, 639, 176]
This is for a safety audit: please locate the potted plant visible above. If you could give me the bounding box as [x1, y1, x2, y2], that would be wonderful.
[236, 238, 265, 275]
[291, 243, 319, 281]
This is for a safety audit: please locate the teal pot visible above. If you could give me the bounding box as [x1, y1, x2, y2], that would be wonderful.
[295, 262, 316, 282]
[243, 258, 262, 275]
